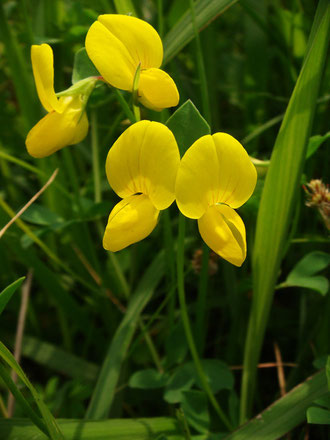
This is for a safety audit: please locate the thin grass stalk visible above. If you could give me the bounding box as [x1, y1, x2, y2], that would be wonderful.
[177, 214, 232, 430]
[240, 0, 330, 422]
[91, 110, 102, 203]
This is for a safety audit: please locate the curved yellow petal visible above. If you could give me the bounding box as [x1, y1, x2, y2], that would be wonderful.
[212, 133, 257, 208]
[103, 194, 159, 252]
[175, 133, 257, 219]
[25, 96, 88, 158]
[139, 68, 179, 110]
[106, 120, 180, 210]
[175, 135, 219, 219]
[86, 14, 163, 91]
[31, 44, 63, 113]
[198, 204, 246, 267]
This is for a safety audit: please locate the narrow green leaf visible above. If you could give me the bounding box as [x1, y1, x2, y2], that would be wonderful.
[86, 252, 165, 419]
[227, 371, 328, 439]
[240, 0, 330, 421]
[166, 100, 210, 156]
[0, 342, 64, 439]
[72, 48, 99, 84]
[306, 132, 330, 159]
[163, 0, 239, 64]
[0, 417, 183, 440]
[307, 406, 330, 424]
[0, 277, 25, 316]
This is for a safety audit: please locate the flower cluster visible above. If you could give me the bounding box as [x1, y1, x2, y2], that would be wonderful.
[25, 14, 257, 267]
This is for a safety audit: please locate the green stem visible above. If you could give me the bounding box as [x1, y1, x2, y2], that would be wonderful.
[177, 214, 232, 430]
[91, 110, 101, 203]
[138, 322, 163, 373]
[195, 243, 209, 355]
[157, 0, 164, 38]
[114, 89, 135, 123]
[132, 63, 141, 122]
[189, 0, 211, 124]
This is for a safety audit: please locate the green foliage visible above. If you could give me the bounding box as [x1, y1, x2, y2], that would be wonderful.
[0, 278, 25, 316]
[72, 48, 99, 84]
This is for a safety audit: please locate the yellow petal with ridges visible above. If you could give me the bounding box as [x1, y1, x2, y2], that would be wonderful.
[139, 68, 179, 110]
[103, 194, 159, 252]
[212, 133, 257, 209]
[106, 121, 180, 210]
[31, 44, 63, 113]
[175, 135, 220, 219]
[175, 133, 257, 219]
[86, 14, 163, 91]
[25, 96, 88, 158]
[198, 204, 246, 267]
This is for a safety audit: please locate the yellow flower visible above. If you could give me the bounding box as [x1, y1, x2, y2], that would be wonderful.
[175, 133, 257, 267]
[26, 44, 93, 158]
[85, 14, 179, 111]
[103, 120, 180, 251]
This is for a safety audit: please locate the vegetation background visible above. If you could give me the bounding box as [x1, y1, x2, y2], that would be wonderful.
[0, 0, 329, 439]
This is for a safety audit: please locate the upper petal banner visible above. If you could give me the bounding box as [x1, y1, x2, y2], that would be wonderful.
[106, 120, 180, 210]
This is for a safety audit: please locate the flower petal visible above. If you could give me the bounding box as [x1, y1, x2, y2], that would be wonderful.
[139, 68, 179, 110]
[85, 14, 163, 91]
[212, 133, 257, 208]
[31, 44, 63, 113]
[106, 121, 180, 210]
[25, 96, 88, 158]
[175, 133, 257, 219]
[175, 135, 219, 219]
[198, 204, 246, 267]
[103, 194, 159, 252]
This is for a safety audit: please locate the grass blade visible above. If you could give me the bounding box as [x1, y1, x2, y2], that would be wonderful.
[0, 417, 183, 440]
[0, 278, 25, 316]
[240, 0, 330, 422]
[85, 252, 165, 419]
[163, 0, 239, 64]
[227, 370, 327, 439]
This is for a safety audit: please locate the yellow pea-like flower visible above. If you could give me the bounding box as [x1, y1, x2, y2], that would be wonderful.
[26, 44, 92, 158]
[85, 14, 179, 111]
[175, 134, 257, 267]
[103, 120, 180, 252]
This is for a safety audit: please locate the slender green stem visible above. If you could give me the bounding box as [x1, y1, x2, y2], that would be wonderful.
[163, 211, 176, 337]
[189, 0, 211, 124]
[132, 63, 141, 122]
[195, 242, 209, 355]
[91, 110, 101, 203]
[0, 394, 8, 418]
[138, 321, 163, 373]
[114, 89, 135, 123]
[177, 214, 232, 430]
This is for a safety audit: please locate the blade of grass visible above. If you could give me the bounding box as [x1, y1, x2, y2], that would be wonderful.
[226, 370, 327, 439]
[240, 0, 330, 422]
[0, 278, 25, 316]
[163, 0, 239, 64]
[0, 417, 183, 440]
[0, 342, 64, 439]
[85, 251, 165, 419]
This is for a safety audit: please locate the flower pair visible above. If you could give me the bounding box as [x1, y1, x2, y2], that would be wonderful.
[26, 14, 179, 158]
[103, 121, 257, 267]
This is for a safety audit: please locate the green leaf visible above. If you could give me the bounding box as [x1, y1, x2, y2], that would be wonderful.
[129, 369, 169, 389]
[306, 132, 330, 159]
[20, 203, 64, 226]
[0, 277, 25, 316]
[72, 48, 99, 84]
[281, 251, 330, 295]
[226, 370, 328, 440]
[241, 0, 330, 421]
[166, 100, 210, 156]
[163, 0, 239, 63]
[307, 406, 330, 424]
[181, 390, 210, 434]
[164, 360, 233, 403]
